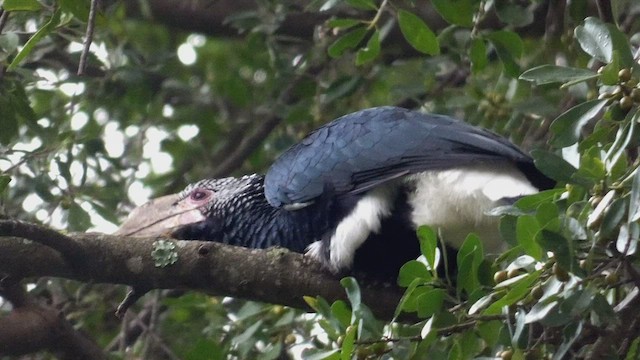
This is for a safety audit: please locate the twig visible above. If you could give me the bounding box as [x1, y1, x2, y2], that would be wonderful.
[595, 0, 614, 24]
[367, 0, 389, 30]
[0, 220, 84, 268]
[77, 0, 99, 76]
[0, 9, 9, 34]
[115, 286, 150, 318]
[356, 314, 506, 344]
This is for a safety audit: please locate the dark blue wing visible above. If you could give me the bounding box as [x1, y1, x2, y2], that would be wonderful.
[264, 106, 540, 208]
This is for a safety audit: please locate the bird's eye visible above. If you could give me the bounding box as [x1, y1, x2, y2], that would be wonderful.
[190, 189, 210, 201]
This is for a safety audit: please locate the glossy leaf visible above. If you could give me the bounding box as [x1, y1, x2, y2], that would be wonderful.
[328, 27, 367, 58]
[530, 150, 577, 184]
[469, 38, 487, 73]
[397, 10, 439, 55]
[415, 288, 445, 318]
[8, 8, 62, 70]
[519, 65, 597, 86]
[326, 18, 362, 29]
[398, 260, 431, 287]
[549, 99, 608, 147]
[340, 277, 361, 315]
[629, 168, 640, 222]
[516, 215, 543, 260]
[340, 324, 357, 360]
[600, 198, 626, 238]
[417, 225, 438, 272]
[355, 30, 381, 65]
[495, 2, 533, 26]
[456, 234, 483, 295]
[3, 0, 41, 11]
[515, 189, 564, 211]
[68, 202, 92, 231]
[431, 0, 474, 27]
[536, 202, 561, 233]
[486, 30, 523, 77]
[574, 17, 634, 67]
[345, 0, 376, 10]
[537, 231, 575, 272]
[331, 301, 351, 328]
[0, 176, 11, 194]
[484, 271, 541, 315]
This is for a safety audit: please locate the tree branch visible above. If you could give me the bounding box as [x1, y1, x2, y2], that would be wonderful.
[0, 279, 106, 358]
[0, 225, 404, 321]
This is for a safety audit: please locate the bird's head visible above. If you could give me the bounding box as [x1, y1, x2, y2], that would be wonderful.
[114, 175, 262, 238]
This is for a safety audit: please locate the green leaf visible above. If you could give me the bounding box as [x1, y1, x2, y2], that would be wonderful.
[537, 231, 575, 272]
[2, 0, 41, 11]
[355, 30, 380, 65]
[516, 215, 543, 260]
[417, 226, 438, 272]
[576, 147, 606, 183]
[625, 338, 640, 360]
[477, 320, 503, 348]
[549, 99, 608, 147]
[68, 202, 92, 231]
[431, 0, 474, 27]
[340, 277, 361, 315]
[345, 0, 377, 10]
[232, 320, 263, 345]
[519, 65, 597, 86]
[397, 10, 439, 55]
[515, 189, 564, 211]
[629, 169, 640, 222]
[340, 323, 357, 360]
[330, 301, 352, 328]
[0, 175, 11, 194]
[59, 0, 90, 21]
[8, 8, 62, 71]
[328, 27, 367, 58]
[456, 234, 483, 295]
[486, 30, 523, 77]
[530, 150, 577, 184]
[484, 271, 541, 315]
[326, 18, 362, 30]
[0, 99, 18, 145]
[495, 2, 533, 26]
[416, 288, 445, 318]
[574, 17, 634, 67]
[600, 198, 626, 238]
[598, 52, 620, 85]
[555, 321, 584, 359]
[394, 278, 423, 318]
[536, 202, 561, 233]
[397, 260, 430, 287]
[469, 38, 487, 73]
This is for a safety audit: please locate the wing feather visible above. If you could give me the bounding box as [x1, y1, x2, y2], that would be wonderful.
[264, 106, 542, 208]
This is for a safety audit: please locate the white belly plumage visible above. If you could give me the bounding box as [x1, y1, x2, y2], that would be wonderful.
[306, 164, 539, 273]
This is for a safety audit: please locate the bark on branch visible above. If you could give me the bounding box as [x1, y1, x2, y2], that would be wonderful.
[0, 223, 404, 320]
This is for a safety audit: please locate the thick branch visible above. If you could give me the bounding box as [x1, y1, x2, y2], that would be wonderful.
[0, 280, 106, 358]
[0, 231, 403, 320]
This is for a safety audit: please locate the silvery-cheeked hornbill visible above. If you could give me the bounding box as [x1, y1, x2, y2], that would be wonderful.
[116, 106, 554, 277]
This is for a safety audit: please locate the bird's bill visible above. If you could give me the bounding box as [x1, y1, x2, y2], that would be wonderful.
[114, 193, 206, 237]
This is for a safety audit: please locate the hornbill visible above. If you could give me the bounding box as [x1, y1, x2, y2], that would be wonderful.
[116, 106, 553, 277]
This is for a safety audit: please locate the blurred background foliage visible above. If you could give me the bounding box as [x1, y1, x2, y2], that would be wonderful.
[2, 0, 640, 359]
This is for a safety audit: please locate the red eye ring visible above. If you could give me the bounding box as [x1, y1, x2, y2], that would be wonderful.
[190, 189, 209, 201]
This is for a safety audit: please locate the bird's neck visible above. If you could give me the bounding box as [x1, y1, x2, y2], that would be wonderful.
[213, 178, 333, 253]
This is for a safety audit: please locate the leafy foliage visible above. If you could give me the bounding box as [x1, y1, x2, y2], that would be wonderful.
[2, 0, 640, 359]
